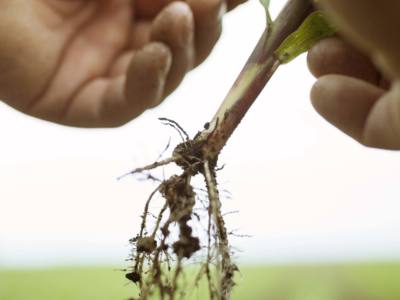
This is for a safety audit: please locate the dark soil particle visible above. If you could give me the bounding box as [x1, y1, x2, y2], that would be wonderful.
[173, 236, 201, 258]
[136, 237, 157, 254]
[125, 271, 141, 284]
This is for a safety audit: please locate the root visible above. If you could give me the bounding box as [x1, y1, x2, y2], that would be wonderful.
[118, 157, 176, 180]
[203, 161, 236, 300]
[125, 137, 237, 300]
[159, 118, 190, 142]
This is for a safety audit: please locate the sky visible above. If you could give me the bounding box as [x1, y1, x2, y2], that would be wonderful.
[1, 0, 400, 268]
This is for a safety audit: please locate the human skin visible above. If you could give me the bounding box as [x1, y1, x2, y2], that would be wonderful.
[0, 0, 246, 127]
[308, 0, 400, 150]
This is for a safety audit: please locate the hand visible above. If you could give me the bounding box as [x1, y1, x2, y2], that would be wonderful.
[0, 0, 246, 127]
[308, 0, 400, 150]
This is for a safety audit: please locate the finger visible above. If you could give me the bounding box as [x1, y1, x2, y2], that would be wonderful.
[134, 0, 247, 17]
[125, 42, 171, 109]
[63, 42, 172, 127]
[318, 0, 400, 79]
[151, 1, 195, 97]
[363, 83, 400, 149]
[310, 74, 385, 143]
[109, 20, 153, 77]
[226, 0, 247, 11]
[109, 50, 135, 77]
[186, 0, 225, 66]
[308, 37, 380, 85]
[131, 20, 152, 49]
[135, 0, 174, 19]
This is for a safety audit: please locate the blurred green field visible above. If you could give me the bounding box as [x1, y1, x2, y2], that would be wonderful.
[1, 263, 400, 300]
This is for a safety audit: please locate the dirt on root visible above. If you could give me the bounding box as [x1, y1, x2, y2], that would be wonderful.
[124, 123, 236, 300]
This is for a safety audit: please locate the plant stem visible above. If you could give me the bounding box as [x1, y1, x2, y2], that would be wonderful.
[197, 0, 313, 158]
[128, 2, 316, 299]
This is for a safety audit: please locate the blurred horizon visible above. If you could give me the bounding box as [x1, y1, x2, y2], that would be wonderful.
[2, 264, 400, 300]
[1, 0, 400, 269]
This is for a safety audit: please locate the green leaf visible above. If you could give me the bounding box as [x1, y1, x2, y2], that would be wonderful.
[259, 0, 272, 27]
[275, 11, 337, 64]
[259, 0, 270, 9]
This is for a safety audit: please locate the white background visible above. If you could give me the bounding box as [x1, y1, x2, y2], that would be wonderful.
[1, 0, 400, 267]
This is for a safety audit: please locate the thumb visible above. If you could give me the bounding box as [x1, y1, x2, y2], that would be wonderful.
[318, 0, 400, 79]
